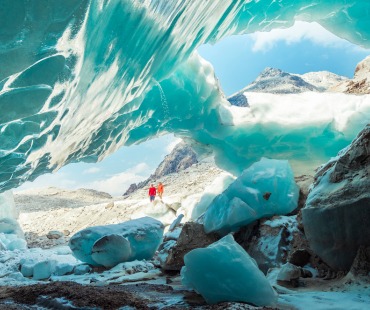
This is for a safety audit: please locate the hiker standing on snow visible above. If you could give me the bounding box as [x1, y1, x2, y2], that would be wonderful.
[149, 184, 156, 202]
[157, 182, 164, 200]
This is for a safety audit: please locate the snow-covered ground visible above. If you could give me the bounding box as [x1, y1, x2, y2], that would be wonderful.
[15, 160, 226, 244]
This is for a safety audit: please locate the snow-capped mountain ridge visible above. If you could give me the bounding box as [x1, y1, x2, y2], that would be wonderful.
[227, 66, 354, 106]
[229, 67, 349, 98]
[299, 71, 349, 91]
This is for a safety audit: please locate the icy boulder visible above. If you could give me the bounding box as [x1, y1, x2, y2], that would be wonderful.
[0, 191, 26, 250]
[302, 125, 370, 270]
[204, 158, 299, 235]
[69, 217, 164, 268]
[181, 234, 277, 306]
[0, 191, 18, 219]
[0, 231, 27, 251]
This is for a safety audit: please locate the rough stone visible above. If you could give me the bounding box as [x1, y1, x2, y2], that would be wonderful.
[235, 216, 297, 274]
[349, 246, 370, 277]
[124, 142, 198, 195]
[302, 125, 370, 270]
[289, 175, 314, 217]
[161, 222, 219, 271]
[277, 263, 301, 282]
[46, 230, 64, 239]
[289, 249, 311, 267]
[345, 56, 370, 94]
[227, 93, 249, 107]
[105, 202, 114, 209]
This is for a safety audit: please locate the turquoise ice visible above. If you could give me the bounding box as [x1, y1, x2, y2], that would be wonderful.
[0, 1, 370, 191]
[69, 217, 164, 268]
[181, 234, 277, 306]
[203, 158, 299, 235]
[0, 191, 27, 250]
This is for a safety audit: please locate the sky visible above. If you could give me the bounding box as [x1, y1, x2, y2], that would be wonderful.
[16, 21, 369, 196]
[199, 21, 369, 96]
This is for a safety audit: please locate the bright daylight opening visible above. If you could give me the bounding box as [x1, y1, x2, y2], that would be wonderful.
[1, 4, 369, 308]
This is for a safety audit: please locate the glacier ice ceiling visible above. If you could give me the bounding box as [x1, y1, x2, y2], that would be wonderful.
[1, 0, 370, 192]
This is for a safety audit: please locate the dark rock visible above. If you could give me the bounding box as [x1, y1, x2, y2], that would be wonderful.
[124, 142, 198, 195]
[263, 192, 271, 200]
[282, 217, 335, 277]
[300, 268, 313, 278]
[124, 183, 138, 196]
[236, 216, 297, 274]
[46, 230, 64, 239]
[233, 220, 260, 248]
[153, 142, 198, 177]
[349, 246, 370, 277]
[227, 93, 249, 107]
[289, 249, 311, 267]
[302, 125, 370, 270]
[161, 222, 219, 271]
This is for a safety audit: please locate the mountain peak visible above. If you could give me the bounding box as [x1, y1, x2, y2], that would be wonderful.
[124, 141, 198, 195]
[258, 67, 284, 78]
[239, 67, 317, 94]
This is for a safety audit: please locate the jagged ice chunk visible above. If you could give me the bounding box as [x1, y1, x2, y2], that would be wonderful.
[181, 234, 277, 306]
[1, 1, 370, 192]
[69, 217, 164, 268]
[0, 191, 26, 250]
[204, 158, 299, 235]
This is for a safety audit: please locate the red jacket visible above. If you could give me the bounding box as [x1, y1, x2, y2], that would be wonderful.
[149, 187, 156, 196]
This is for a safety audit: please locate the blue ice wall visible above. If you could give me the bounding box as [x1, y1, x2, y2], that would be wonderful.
[1, 1, 370, 192]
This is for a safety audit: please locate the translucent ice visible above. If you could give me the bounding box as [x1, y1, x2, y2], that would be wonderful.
[181, 234, 277, 306]
[204, 158, 299, 235]
[0, 1, 370, 192]
[0, 191, 18, 219]
[0, 191, 26, 250]
[33, 260, 57, 280]
[69, 217, 164, 268]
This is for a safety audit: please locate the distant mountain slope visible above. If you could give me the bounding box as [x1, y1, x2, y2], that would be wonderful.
[228, 67, 349, 99]
[124, 141, 198, 195]
[300, 71, 348, 91]
[332, 55, 370, 94]
[243, 67, 320, 94]
[15, 187, 112, 213]
[227, 67, 351, 107]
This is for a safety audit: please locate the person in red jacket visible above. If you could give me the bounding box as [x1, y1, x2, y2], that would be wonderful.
[148, 184, 156, 202]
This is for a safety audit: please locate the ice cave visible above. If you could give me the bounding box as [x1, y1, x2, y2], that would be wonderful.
[0, 1, 369, 309]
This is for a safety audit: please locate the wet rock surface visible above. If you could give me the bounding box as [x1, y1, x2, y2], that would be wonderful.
[302, 125, 370, 270]
[238, 220, 289, 274]
[349, 246, 370, 277]
[162, 222, 220, 271]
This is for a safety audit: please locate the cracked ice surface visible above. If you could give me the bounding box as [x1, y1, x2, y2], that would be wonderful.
[1, 0, 370, 192]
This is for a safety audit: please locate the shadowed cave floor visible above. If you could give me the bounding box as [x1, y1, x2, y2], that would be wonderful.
[0, 281, 270, 310]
